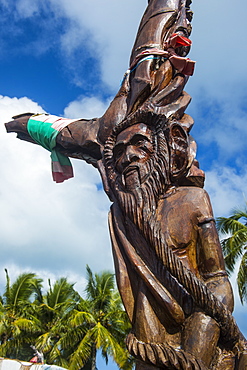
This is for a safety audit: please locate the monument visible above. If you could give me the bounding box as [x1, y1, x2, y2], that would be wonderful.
[5, 0, 247, 369]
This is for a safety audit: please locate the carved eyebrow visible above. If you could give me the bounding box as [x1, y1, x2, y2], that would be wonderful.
[129, 133, 151, 144]
[114, 141, 125, 147]
[114, 133, 151, 150]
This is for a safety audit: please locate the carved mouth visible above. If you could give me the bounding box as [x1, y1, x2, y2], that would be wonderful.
[121, 165, 140, 188]
[122, 165, 139, 177]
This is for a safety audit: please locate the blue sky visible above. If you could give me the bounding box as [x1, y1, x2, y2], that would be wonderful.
[0, 0, 247, 368]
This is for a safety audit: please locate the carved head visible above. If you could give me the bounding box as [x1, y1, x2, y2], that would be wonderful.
[113, 123, 154, 190]
[102, 110, 204, 229]
[104, 110, 192, 196]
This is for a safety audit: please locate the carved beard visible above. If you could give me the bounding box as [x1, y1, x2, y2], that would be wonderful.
[108, 131, 170, 233]
[104, 125, 195, 318]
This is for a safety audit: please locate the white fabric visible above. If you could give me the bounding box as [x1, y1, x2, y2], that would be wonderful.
[30, 114, 81, 132]
[0, 359, 67, 370]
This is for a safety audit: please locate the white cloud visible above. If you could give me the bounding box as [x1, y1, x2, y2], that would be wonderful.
[0, 95, 44, 120]
[45, 0, 247, 97]
[49, 0, 145, 90]
[64, 96, 111, 119]
[15, 0, 40, 18]
[205, 165, 247, 217]
[3, 0, 247, 99]
[0, 263, 87, 298]
[0, 0, 145, 91]
[189, 0, 247, 97]
[0, 96, 113, 295]
[188, 90, 247, 161]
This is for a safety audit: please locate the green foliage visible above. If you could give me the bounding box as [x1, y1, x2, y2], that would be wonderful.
[3, 270, 43, 311]
[0, 271, 43, 359]
[216, 204, 247, 304]
[0, 267, 133, 370]
[49, 266, 133, 370]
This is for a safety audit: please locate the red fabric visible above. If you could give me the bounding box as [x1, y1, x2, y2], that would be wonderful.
[52, 162, 74, 183]
[167, 33, 192, 49]
[30, 356, 38, 363]
[128, 33, 195, 77]
[169, 56, 195, 76]
[52, 167, 73, 183]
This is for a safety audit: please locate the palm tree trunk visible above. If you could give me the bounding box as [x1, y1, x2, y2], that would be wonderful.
[91, 344, 97, 370]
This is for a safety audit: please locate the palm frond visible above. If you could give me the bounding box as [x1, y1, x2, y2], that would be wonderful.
[4, 269, 10, 302]
[228, 205, 247, 222]
[90, 322, 131, 369]
[237, 251, 247, 304]
[46, 277, 77, 308]
[222, 239, 242, 274]
[48, 345, 69, 368]
[85, 265, 97, 300]
[13, 317, 41, 334]
[55, 325, 86, 351]
[85, 266, 115, 313]
[35, 332, 55, 353]
[68, 329, 93, 370]
[221, 228, 247, 274]
[216, 217, 247, 235]
[69, 310, 96, 327]
[217, 205, 247, 305]
[4, 273, 42, 309]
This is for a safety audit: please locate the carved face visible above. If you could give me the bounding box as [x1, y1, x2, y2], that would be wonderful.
[113, 123, 154, 189]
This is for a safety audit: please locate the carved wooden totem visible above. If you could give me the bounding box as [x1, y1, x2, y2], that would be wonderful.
[5, 0, 247, 369]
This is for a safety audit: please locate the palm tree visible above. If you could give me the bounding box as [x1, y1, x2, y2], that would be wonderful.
[50, 266, 133, 370]
[216, 205, 247, 304]
[0, 270, 43, 359]
[0, 268, 133, 369]
[35, 277, 80, 368]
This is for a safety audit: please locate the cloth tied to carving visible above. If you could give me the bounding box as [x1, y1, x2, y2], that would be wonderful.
[129, 33, 195, 76]
[27, 114, 80, 183]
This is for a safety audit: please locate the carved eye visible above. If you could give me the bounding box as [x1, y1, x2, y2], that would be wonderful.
[113, 144, 125, 160]
[135, 139, 145, 147]
[131, 135, 147, 148]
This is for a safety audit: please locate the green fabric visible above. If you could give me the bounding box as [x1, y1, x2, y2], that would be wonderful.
[51, 149, 70, 166]
[27, 116, 71, 168]
[27, 117, 58, 151]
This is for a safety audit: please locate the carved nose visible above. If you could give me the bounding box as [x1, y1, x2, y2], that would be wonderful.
[122, 146, 139, 168]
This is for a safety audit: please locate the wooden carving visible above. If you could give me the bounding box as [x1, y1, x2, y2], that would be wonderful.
[5, 0, 247, 369]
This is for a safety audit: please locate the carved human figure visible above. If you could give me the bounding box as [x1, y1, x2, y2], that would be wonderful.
[102, 113, 243, 369]
[4, 0, 247, 368]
